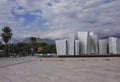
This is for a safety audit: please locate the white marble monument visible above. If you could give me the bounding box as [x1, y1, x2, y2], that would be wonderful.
[55, 39, 67, 55]
[98, 39, 108, 54]
[89, 32, 98, 54]
[109, 37, 120, 54]
[78, 32, 90, 54]
[55, 31, 120, 55]
[67, 34, 75, 55]
[75, 40, 80, 55]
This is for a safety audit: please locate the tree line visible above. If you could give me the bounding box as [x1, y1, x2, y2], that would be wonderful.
[0, 26, 56, 57]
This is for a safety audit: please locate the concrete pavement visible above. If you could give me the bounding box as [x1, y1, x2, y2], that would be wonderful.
[0, 56, 32, 68]
[0, 57, 120, 82]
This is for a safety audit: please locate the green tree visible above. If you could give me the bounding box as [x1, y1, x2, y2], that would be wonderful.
[16, 43, 31, 56]
[30, 37, 37, 55]
[1, 26, 13, 56]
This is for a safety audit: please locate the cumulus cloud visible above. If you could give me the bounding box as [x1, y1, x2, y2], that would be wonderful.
[0, 0, 120, 39]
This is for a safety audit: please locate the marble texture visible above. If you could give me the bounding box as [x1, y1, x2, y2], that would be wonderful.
[89, 32, 98, 54]
[111, 37, 117, 54]
[117, 39, 120, 54]
[94, 35, 99, 53]
[55, 39, 67, 55]
[108, 37, 120, 54]
[98, 39, 108, 54]
[108, 37, 113, 54]
[55, 31, 120, 55]
[75, 40, 80, 55]
[67, 34, 75, 55]
[78, 32, 90, 54]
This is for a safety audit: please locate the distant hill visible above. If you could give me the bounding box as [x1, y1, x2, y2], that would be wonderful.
[0, 38, 55, 44]
[101, 33, 120, 39]
[1, 33, 119, 44]
[22, 37, 55, 44]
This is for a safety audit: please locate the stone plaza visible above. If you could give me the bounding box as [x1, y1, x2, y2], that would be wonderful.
[0, 57, 120, 82]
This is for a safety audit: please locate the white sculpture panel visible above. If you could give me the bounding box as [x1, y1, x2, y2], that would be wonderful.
[89, 32, 98, 54]
[117, 39, 120, 54]
[55, 39, 67, 55]
[111, 37, 117, 54]
[108, 37, 119, 54]
[98, 39, 108, 54]
[78, 32, 90, 54]
[67, 34, 75, 55]
[55, 31, 120, 55]
[108, 37, 113, 54]
[75, 40, 80, 55]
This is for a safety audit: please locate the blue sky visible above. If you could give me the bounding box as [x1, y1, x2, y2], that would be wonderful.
[0, 0, 120, 39]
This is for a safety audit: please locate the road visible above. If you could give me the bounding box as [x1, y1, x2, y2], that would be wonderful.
[0, 57, 120, 82]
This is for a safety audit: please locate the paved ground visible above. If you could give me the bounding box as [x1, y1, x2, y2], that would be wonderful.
[0, 56, 32, 68]
[0, 57, 120, 82]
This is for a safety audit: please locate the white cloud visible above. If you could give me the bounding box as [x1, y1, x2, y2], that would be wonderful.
[13, 8, 27, 15]
[0, 0, 120, 39]
[19, 18, 25, 23]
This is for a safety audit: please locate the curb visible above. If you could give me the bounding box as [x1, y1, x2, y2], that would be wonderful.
[31, 57, 120, 62]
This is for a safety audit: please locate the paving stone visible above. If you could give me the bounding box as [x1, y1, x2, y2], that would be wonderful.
[0, 57, 120, 82]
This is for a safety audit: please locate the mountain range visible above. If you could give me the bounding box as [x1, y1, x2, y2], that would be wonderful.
[0, 33, 120, 44]
[0, 37, 55, 44]
[101, 33, 120, 39]
[22, 37, 55, 44]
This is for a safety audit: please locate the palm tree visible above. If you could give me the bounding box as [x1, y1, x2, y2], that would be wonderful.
[1, 26, 13, 56]
[30, 37, 37, 55]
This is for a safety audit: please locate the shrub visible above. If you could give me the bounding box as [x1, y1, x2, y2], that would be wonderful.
[0, 50, 5, 57]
